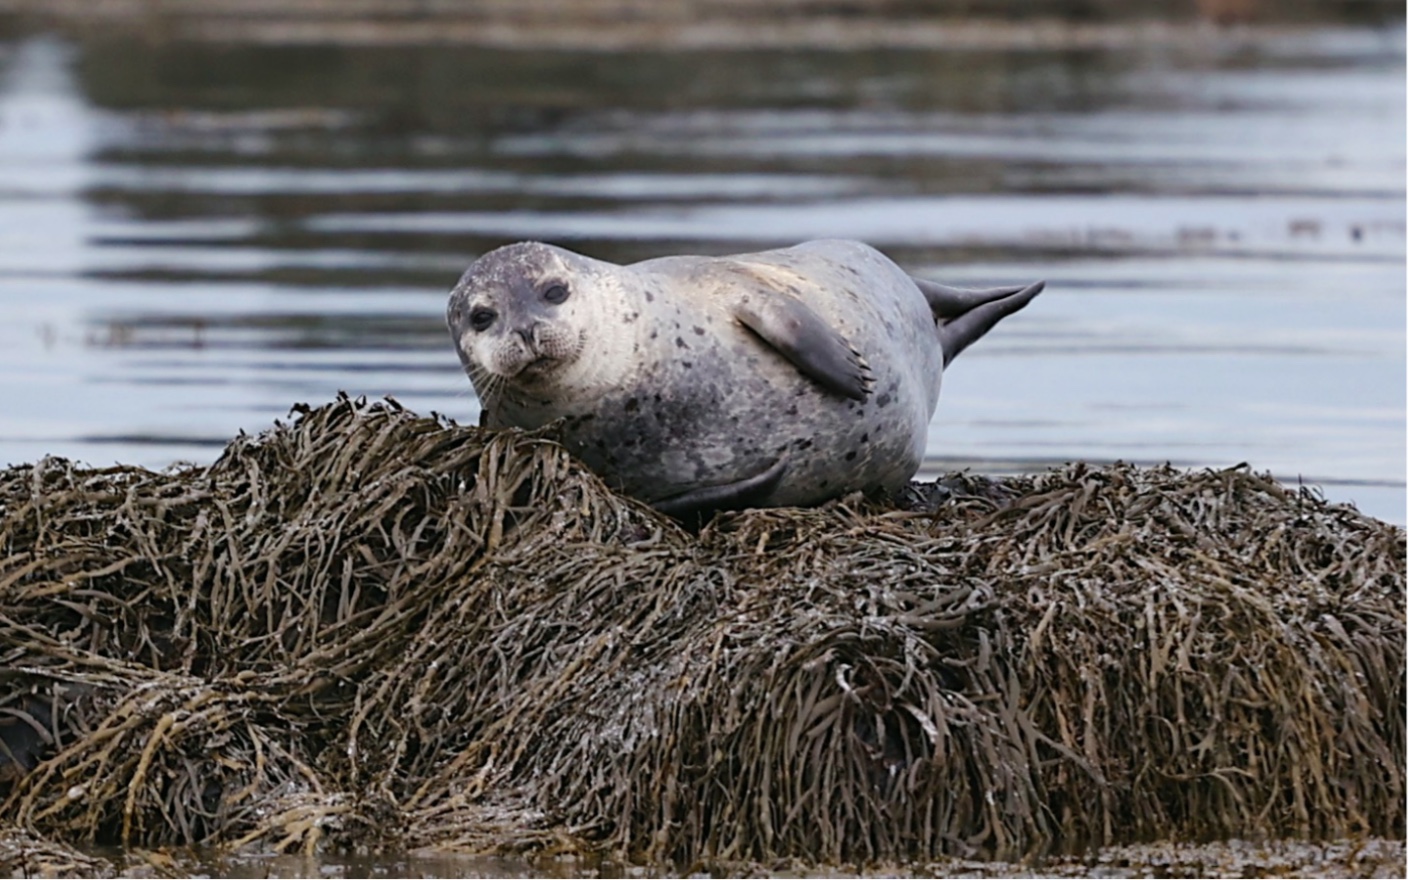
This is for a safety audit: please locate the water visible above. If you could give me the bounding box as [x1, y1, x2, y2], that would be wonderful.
[0, 24, 1402, 523]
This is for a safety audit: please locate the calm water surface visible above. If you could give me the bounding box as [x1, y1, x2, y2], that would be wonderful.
[0, 26, 1403, 521]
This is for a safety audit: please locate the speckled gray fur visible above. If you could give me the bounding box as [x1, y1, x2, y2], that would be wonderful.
[446, 239, 1042, 514]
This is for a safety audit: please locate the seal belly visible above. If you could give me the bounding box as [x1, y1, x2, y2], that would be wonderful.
[567, 336, 780, 502]
[574, 284, 936, 506]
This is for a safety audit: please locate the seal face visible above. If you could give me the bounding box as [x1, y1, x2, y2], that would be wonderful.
[447, 239, 1043, 518]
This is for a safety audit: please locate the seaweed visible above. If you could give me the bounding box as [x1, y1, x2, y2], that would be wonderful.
[1, 395, 1402, 872]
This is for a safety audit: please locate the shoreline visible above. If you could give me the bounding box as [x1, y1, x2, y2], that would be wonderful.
[0, 0, 1402, 49]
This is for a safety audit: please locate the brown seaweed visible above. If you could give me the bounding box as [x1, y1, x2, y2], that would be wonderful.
[0, 395, 1402, 873]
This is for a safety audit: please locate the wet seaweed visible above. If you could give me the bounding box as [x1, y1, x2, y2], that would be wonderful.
[1, 395, 1403, 872]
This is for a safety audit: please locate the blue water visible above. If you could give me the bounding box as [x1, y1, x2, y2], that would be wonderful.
[0, 27, 1402, 522]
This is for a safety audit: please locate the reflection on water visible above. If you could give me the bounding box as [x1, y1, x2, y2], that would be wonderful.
[0, 22, 1402, 522]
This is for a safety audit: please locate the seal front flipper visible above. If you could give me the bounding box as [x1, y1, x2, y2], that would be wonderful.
[918, 279, 1046, 366]
[732, 293, 874, 401]
[651, 459, 788, 519]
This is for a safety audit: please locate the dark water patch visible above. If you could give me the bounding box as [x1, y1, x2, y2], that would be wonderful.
[0, 23, 1402, 524]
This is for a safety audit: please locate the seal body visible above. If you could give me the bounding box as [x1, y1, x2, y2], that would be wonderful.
[447, 239, 1043, 516]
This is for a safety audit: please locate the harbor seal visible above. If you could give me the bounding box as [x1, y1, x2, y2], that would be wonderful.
[446, 239, 1043, 518]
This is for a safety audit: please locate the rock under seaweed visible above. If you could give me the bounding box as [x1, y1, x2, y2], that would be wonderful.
[0, 395, 1402, 875]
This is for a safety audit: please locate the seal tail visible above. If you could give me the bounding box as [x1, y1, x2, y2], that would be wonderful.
[913, 278, 1045, 366]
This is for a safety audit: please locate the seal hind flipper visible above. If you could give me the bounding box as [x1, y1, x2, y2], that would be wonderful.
[912, 277, 1035, 319]
[733, 294, 874, 401]
[933, 280, 1045, 366]
[652, 458, 788, 519]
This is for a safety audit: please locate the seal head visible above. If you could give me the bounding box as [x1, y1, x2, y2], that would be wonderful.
[447, 242, 639, 425]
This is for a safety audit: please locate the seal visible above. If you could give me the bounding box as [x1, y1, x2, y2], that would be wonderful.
[446, 239, 1043, 518]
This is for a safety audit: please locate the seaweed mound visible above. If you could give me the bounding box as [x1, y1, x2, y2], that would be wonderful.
[1, 396, 1403, 872]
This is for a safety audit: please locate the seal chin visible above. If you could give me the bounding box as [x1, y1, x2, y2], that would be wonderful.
[517, 355, 562, 380]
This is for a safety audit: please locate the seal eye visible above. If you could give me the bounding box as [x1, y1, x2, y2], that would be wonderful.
[469, 307, 497, 332]
[542, 284, 570, 305]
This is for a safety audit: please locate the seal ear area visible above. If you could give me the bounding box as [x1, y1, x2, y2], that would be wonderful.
[928, 279, 1046, 367]
[732, 293, 875, 402]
